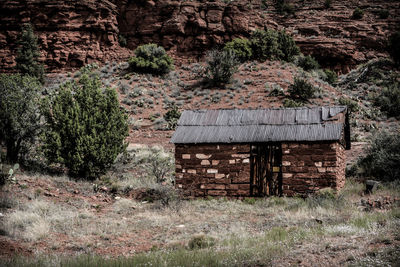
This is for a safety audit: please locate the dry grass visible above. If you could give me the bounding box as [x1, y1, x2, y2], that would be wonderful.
[0, 174, 399, 266]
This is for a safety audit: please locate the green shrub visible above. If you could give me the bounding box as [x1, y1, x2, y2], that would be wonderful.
[0, 163, 19, 188]
[118, 35, 127, 47]
[374, 82, 400, 117]
[15, 23, 44, 83]
[352, 7, 364, 19]
[261, 0, 268, 9]
[297, 55, 320, 71]
[324, 0, 332, 9]
[323, 69, 337, 85]
[188, 235, 216, 250]
[388, 31, 400, 66]
[129, 44, 174, 75]
[42, 74, 129, 179]
[338, 97, 359, 114]
[277, 30, 300, 62]
[378, 9, 389, 19]
[204, 49, 239, 86]
[0, 74, 42, 163]
[223, 38, 253, 62]
[275, 0, 295, 15]
[288, 77, 317, 102]
[164, 105, 181, 130]
[358, 131, 400, 182]
[250, 29, 280, 61]
[282, 98, 304, 107]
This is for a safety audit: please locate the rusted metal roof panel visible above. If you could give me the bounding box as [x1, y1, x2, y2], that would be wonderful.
[171, 106, 348, 144]
[177, 106, 346, 126]
[171, 124, 344, 144]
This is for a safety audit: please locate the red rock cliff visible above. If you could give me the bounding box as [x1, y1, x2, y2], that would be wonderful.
[0, 0, 128, 72]
[0, 0, 399, 72]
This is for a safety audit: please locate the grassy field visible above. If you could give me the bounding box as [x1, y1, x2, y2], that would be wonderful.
[1, 171, 399, 266]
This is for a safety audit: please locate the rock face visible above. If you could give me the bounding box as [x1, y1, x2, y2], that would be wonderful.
[0, 0, 129, 72]
[116, 0, 265, 57]
[116, 0, 399, 72]
[0, 0, 399, 72]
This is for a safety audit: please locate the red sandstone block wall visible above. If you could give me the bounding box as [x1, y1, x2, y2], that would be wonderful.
[175, 144, 251, 197]
[175, 141, 346, 198]
[281, 142, 346, 196]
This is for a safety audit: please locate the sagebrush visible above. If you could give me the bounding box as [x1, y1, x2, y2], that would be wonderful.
[129, 43, 174, 75]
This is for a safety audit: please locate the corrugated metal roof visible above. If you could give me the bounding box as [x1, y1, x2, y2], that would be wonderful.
[171, 106, 348, 144]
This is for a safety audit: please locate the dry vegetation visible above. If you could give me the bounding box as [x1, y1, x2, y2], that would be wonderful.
[0, 169, 399, 266]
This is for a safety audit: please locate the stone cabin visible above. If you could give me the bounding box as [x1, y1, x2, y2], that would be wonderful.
[170, 106, 351, 198]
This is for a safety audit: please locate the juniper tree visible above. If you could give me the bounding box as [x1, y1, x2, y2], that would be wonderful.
[15, 23, 45, 83]
[42, 74, 129, 179]
[0, 74, 42, 163]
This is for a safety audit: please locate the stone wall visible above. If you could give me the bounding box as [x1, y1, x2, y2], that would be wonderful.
[175, 144, 251, 197]
[175, 141, 346, 198]
[281, 142, 346, 196]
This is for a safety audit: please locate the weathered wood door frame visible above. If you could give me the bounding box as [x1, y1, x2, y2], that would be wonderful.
[250, 143, 282, 197]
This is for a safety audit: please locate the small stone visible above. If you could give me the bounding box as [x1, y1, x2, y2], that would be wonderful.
[115, 196, 121, 200]
[207, 169, 218, 174]
[283, 173, 293, 178]
[314, 162, 322, 167]
[196, 154, 212, 159]
[182, 154, 191, 159]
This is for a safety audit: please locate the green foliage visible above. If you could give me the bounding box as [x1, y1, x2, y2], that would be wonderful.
[275, 0, 295, 15]
[118, 34, 127, 47]
[352, 7, 364, 19]
[250, 29, 280, 61]
[388, 31, 400, 66]
[129, 44, 174, 75]
[204, 49, 239, 86]
[282, 98, 304, 107]
[15, 23, 44, 83]
[164, 105, 181, 130]
[42, 74, 129, 179]
[358, 131, 400, 182]
[297, 55, 320, 71]
[261, 0, 268, 9]
[223, 38, 253, 62]
[249, 29, 300, 62]
[0, 74, 42, 163]
[188, 235, 216, 250]
[277, 30, 300, 62]
[0, 163, 19, 187]
[338, 97, 359, 114]
[288, 77, 316, 102]
[323, 69, 337, 85]
[378, 9, 389, 19]
[374, 81, 400, 118]
[243, 197, 256, 205]
[324, 0, 332, 9]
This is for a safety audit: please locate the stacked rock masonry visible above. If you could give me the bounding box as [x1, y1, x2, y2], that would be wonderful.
[175, 141, 346, 198]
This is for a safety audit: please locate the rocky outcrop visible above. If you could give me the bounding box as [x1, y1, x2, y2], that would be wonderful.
[116, 0, 266, 57]
[270, 0, 400, 72]
[0, 0, 399, 72]
[0, 0, 129, 72]
[116, 0, 399, 72]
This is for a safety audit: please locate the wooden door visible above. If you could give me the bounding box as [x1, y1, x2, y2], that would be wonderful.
[250, 144, 282, 197]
